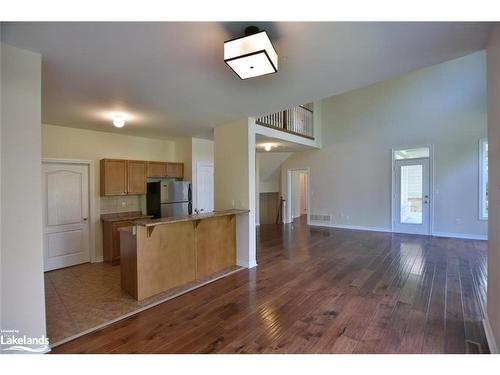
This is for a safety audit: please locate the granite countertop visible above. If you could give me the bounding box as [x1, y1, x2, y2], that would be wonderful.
[101, 211, 153, 222]
[132, 209, 250, 228]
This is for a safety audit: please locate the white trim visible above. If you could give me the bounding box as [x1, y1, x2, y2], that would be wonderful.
[309, 222, 392, 233]
[237, 259, 258, 269]
[483, 317, 499, 354]
[309, 222, 487, 240]
[41, 158, 98, 263]
[479, 138, 488, 221]
[286, 167, 311, 225]
[49, 266, 246, 349]
[431, 231, 487, 241]
[391, 144, 434, 235]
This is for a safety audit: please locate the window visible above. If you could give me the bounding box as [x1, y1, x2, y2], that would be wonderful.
[479, 139, 488, 220]
[394, 147, 430, 160]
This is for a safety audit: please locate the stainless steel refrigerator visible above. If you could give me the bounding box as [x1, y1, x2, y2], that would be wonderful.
[147, 180, 192, 218]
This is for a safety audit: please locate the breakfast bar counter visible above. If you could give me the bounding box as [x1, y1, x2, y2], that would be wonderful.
[119, 209, 248, 300]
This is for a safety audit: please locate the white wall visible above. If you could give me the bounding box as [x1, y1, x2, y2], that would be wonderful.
[42, 124, 178, 260]
[214, 118, 256, 268]
[1, 43, 48, 352]
[487, 25, 500, 353]
[257, 152, 292, 193]
[256, 152, 292, 225]
[281, 52, 487, 238]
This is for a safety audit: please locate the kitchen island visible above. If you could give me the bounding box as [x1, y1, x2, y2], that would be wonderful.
[119, 209, 249, 300]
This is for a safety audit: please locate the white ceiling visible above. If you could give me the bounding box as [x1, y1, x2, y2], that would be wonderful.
[1, 22, 492, 139]
[256, 134, 313, 153]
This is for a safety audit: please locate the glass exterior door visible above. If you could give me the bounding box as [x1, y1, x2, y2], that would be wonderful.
[394, 158, 430, 235]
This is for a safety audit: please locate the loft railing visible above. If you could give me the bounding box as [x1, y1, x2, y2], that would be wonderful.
[256, 104, 314, 140]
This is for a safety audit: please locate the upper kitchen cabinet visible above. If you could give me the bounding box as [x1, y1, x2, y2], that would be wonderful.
[100, 159, 127, 196]
[126, 160, 147, 195]
[167, 162, 184, 179]
[100, 159, 146, 196]
[101, 159, 184, 196]
[147, 161, 168, 178]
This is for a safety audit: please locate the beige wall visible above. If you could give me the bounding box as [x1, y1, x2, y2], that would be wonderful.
[487, 25, 500, 353]
[171, 136, 214, 211]
[282, 52, 487, 238]
[173, 137, 192, 181]
[214, 118, 256, 268]
[42, 124, 178, 260]
[1, 44, 47, 351]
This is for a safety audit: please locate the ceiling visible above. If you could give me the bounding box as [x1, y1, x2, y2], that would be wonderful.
[0, 22, 493, 139]
[256, 134, 313, 153]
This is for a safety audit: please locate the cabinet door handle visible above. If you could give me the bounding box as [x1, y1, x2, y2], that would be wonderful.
[83, 217, 88, 221]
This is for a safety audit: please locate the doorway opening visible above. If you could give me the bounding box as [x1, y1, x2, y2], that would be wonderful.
[287, 168, 310, 224]
[392, 146, 432, 235]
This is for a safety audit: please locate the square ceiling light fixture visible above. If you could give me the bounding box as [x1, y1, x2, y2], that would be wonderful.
[224, 26, 278, 80]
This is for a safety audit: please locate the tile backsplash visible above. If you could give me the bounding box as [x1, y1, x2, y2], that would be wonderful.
[100, 195, 146, 214]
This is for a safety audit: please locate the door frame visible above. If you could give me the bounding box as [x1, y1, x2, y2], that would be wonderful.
[195, 161, 214, 213]
[42, 158, 97, 263]
[391, 145, 434, 235]
[286, 167, 311, 225]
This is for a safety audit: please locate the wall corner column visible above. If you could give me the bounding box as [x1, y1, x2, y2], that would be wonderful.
[214, 118, 256, 268]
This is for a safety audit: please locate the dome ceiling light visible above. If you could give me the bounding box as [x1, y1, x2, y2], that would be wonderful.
[224, 26, 278, 80]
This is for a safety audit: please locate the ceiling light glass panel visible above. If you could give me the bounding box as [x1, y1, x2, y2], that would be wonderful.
[224, 31, 278, 79]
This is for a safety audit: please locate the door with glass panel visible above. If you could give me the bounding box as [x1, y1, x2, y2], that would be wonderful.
[394, 157, 430, 235]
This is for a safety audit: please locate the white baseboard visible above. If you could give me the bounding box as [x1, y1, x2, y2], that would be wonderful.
[237, 259, 258, 269]
[432, 231, 487, 241]
[309, 221, 487, 240]
[309, 221, 391, 233]
[92, 256, 103, 263]
[483, 317, 499, 354]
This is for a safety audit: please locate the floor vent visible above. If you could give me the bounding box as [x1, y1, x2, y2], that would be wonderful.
[311, 214, 331, 223]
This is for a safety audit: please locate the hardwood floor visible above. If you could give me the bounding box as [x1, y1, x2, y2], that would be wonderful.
[52, 218, 489, 354]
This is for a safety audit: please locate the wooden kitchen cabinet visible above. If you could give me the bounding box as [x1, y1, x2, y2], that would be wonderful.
[103, 220, 134, 265]
[100, 159, 127, 196]
[101, 159, 184, 196]
[147, 161, 168, 178]
[127, 160, 147, 195]
[102, 212, 152, 265]
[167, 162, 184, 179]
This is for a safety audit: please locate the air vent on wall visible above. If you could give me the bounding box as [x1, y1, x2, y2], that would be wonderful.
[310, 214, 331, 224]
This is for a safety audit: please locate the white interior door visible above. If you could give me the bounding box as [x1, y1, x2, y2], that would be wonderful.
[196, 163, 214, 213]
[394, 158, 430, 235]
[43, 162, 90, 271]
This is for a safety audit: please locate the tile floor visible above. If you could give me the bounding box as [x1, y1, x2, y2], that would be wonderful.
[45, 262, 241, 346]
